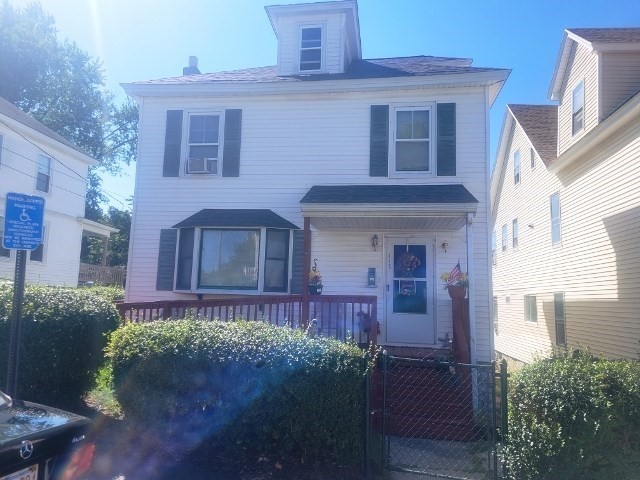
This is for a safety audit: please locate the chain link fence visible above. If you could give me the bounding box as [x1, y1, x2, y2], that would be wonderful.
[367, 354, 508, 479]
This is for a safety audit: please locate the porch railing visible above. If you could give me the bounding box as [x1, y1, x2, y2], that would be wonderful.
[79, 263, 126, 286]
[116, 294, 377, 345]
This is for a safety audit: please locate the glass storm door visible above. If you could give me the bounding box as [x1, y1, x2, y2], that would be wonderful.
[385, 238, 434, 344]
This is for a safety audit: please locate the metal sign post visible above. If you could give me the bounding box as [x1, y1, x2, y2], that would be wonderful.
[3, 192, 45, 398]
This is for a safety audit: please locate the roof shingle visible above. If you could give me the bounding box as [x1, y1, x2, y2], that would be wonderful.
[568, 28, 640, 44]
[508, 104, 558, 167]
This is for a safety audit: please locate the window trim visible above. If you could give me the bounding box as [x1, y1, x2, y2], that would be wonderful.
[512, 219, 519, 248]
[389, 102, 436, 177]
[554, 292, 566, 346]
[36, 153, 52, 194]
[524, 294, 537, 323]
[550, 192, 562, 246]
[572, 80, 585, 136]
[513, 149, 520, 184]
[182, 110, 224, 177]
[297, 23, 325, 73]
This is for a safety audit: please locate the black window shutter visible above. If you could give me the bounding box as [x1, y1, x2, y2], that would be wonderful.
[370, 105, 389, 177]
[290, 230, 304, 294]
[156, 229, 177, 291]
[437, 103, 456, 176]
[175, 228, 195, 290]
[163, 110, 183, 177]
[222, 109, 242, 177]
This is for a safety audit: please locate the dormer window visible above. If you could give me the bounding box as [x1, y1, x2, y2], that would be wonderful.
[572, 80, 584, 135]
[299, 26, 323, 72]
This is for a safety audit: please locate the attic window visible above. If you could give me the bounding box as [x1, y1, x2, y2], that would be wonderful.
[299, 26, 322, 71]
[572, 80, 584, 135]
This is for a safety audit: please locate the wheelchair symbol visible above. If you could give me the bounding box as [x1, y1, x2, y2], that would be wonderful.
[19, 209, 31, 222]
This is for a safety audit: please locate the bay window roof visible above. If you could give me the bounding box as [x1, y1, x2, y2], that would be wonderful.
[172, 209, 299, 230]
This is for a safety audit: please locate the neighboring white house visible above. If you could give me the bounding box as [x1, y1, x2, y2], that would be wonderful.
[491, 28, 640, 363]
[0, 97, 117, 286]
[123, 0, 509, 362]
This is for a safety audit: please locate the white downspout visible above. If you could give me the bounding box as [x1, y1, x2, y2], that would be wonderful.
[466, 212, 477, 363]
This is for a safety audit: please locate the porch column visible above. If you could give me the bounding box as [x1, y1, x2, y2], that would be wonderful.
[301, 216, 311, 327]
[101, 236, 109, 266]
[466, 213, 477, 363]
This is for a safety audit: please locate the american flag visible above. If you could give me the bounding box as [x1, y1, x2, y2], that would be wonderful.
[448, 261, 462, 284]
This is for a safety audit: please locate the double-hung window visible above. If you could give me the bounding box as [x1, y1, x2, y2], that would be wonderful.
[524, 295, 537, 323]
[393, 105, 433, 174]
[513, 149, 520, 184]
[550, 193, 562, 245]
[501, 224, 507, 251]
[0, 216, 10, 258]
[186, 113, 220, 175]
[36, 154, 51, 193]
[554, 292, 566, 346]
[512, 219, 519, 248]
[299, 26, 322, 72]
[572, 80, 584, 135]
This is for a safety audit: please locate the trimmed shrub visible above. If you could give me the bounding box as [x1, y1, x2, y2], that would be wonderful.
[109, 319, 372, 464]
[79, 284, 125, 303]
[505, 351, 640, 479]
[0, 284, 121, 409]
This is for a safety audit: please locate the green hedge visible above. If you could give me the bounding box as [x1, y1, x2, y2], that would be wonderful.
[0, 284, 121, 409]
[108, 319, 372, 464]
[505, 351, 640, 479]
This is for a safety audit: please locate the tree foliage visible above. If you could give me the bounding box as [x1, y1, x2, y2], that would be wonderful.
[0, 0, 137, 220]
[81, 205, 131, 267]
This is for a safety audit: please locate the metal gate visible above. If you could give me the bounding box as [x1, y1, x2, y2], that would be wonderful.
[367, 354, 508, 479]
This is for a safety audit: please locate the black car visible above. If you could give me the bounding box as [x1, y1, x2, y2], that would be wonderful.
[0, 390, 94, 480]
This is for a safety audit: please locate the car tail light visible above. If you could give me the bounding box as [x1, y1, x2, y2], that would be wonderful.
[60, 442, 95, 480]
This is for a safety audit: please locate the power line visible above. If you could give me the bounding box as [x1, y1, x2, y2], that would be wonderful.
[0, 163, 87, 200]
[1, 145, 88, 184]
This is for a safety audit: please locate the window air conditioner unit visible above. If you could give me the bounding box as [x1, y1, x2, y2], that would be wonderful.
[187, 158, 218, 174]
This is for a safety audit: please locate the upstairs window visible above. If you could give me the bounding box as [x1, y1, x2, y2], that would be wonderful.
[513, 149, 520, 184]
[550, 193, 562, 245]
[393, 106, 433, 174]
[524, 294, 537, 323]
[512, 219, 519, 248]
[572, 80, 584, 135]
[186, 114, 220, 175]
[299, 26, 322, 71]
[501, 224, 507, 251]
[36, 154, 51, 193]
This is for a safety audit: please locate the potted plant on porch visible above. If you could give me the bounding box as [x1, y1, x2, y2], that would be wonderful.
[308, 258, 323, 295]
[441, 262, 468, 299]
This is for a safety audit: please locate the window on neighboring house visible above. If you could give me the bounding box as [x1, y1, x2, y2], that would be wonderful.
[501, 224, 507, 251]
[0, 133, 4, 165]
[299, 26, 322, 71]
[186, 113, 220, 175]
[524, 295, 537, 323]
[393, 106, 433, 173]
[491, 230, 497, 265]
[30, 226, 45, 262]
[530, 147, 535, 169]
[513, 149, 520, 184]
[550, 193, 562, 245]
[0, 216, 10, 258]
[36, 154, 51, 193]
[512, 219, 519, 248]
[572, 80, 584, 135]
[554, 292, 566, 346]
[493, 296, 498, 335]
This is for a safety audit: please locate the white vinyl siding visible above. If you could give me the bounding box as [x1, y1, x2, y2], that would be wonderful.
[126, 88, 493, 361]
[558, 42, 599, 155]
[600, 52, 640, 119]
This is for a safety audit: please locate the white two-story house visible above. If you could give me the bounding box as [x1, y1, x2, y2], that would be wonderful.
[123, 0, 509, 362]
[491, 28, 640, 363]
[0, 97, 117, 286]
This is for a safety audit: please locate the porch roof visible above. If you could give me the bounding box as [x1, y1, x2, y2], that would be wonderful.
[300, 184, 478, 230]
[172, 209, 299, 229]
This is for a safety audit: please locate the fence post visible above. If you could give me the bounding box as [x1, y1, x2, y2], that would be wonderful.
[364, 352, 371, 480]
[500, 359, 509, 479]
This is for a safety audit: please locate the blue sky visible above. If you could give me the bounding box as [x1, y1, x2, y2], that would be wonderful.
[12, 0, 640, 210]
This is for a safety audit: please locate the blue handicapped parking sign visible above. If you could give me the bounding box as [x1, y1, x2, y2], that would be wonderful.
[3, 192, 45, 250]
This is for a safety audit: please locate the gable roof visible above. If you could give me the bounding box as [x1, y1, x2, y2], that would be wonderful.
[549, 28, 640, 100]
[508, 104, 558, 167]
[0, 97, 94, 162]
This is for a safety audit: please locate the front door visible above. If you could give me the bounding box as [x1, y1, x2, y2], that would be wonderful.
[385, 238, 435, 345]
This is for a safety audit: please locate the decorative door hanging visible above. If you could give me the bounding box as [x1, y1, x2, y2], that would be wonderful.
[396, 243, 421, 296]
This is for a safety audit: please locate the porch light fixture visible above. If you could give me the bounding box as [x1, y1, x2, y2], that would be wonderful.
[371, 234, 379, 251]
[441, 241, 448, 253]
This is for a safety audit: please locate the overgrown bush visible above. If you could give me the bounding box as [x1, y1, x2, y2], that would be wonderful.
[79, 284, 125, 302]
[108, 319, 373, 465]
[0, 284, 121, 409]
[505, 351, 640, 479]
